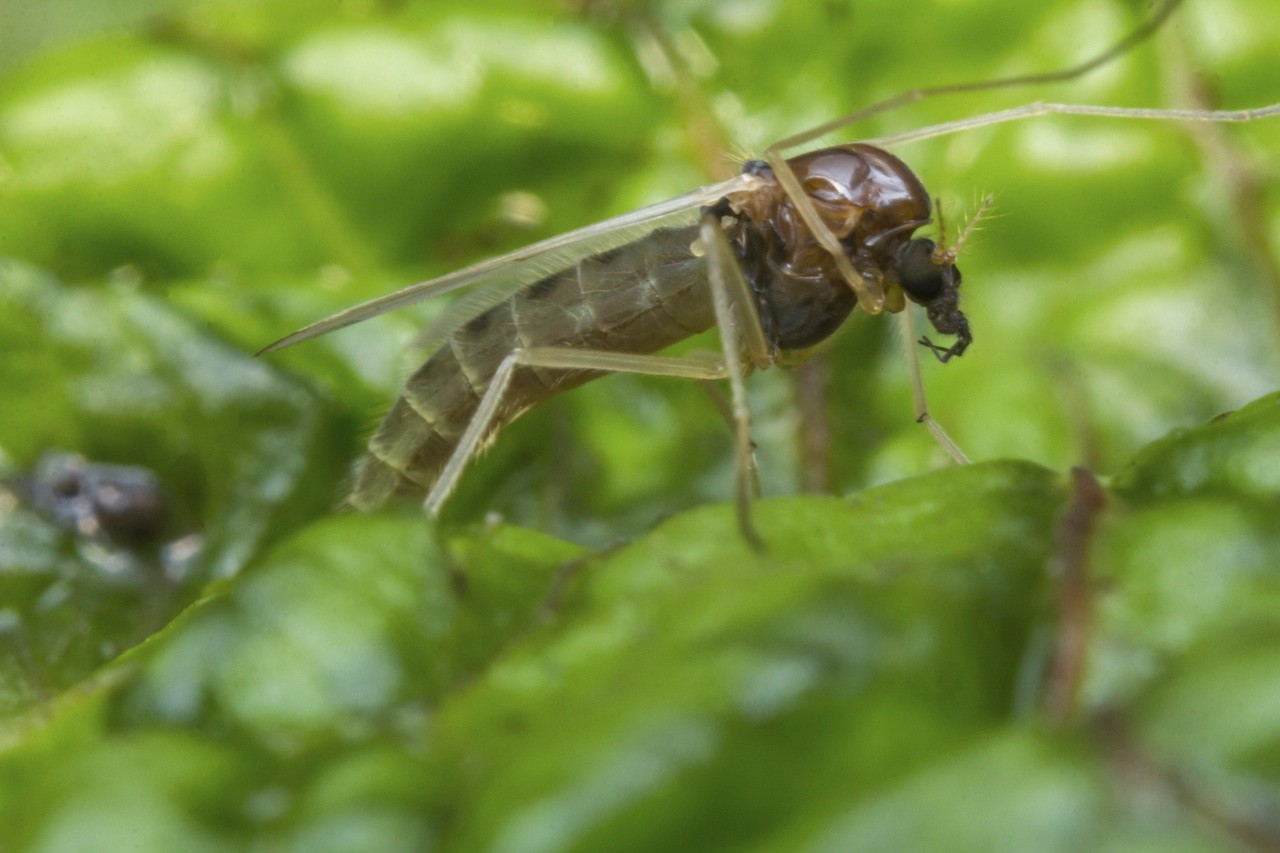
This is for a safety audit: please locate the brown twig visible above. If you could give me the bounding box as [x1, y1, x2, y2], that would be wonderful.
[1043, 466, 1107, 726]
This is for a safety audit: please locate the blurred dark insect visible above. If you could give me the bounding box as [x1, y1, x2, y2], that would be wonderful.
[14, 452, 169, 548]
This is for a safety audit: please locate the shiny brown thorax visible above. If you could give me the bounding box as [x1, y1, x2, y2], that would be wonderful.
[722, 143, 936, 353]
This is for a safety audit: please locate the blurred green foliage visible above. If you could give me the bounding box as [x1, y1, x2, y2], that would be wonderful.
[1, 0, 1279, 848]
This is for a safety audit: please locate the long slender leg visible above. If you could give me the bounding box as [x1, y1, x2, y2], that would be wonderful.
[424, 354, 520, 520]
[769, 0, 1188, 154]
[700, 213, 767, 550]
[423, 347, 774, 540]
[866, 102, 1280, 149]
[755, 0, 1267, 317]
[897, 307, 968, 464]
[699, 216, 772, 370]
[695, 379, 762, 499]
[501, 349, 731, 377]
[424, 213, 777, 552]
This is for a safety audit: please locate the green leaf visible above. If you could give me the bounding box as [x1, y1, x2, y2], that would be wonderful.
[2, 0, 1280, 848]
[0, 261, 338, 715]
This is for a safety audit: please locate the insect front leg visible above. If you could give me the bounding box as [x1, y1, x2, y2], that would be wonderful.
[897, 305, 967, 464]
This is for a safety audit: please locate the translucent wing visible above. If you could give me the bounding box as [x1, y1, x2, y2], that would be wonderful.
[408, 277, 529, 363]
[406, 188, 740, 360]
[257, 174, 756, 355]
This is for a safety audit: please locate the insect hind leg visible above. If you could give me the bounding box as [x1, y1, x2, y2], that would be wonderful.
[425, 217, 776, 551]
[422, 345, 771, 545]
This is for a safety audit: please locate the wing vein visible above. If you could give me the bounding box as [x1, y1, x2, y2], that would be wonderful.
[257, 174, 756, 355]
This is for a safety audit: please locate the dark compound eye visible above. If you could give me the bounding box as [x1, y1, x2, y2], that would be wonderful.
[897, 237, 952, 303]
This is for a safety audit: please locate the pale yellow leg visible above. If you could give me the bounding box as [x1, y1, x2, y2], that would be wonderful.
[867, 102, 1280, 149]
[766, 0, 1187, 154]
[897, 308, 968, 464]
[699, 212, 769, 550]
[423, 347, 731, 518]
[427, 216, 778, 551]
[752, 0, 1213, 316]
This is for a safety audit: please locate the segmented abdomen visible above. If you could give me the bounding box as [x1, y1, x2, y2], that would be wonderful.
[350, 224, 716, 508]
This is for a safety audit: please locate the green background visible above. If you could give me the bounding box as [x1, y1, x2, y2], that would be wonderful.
[1, 0, 1279, 849]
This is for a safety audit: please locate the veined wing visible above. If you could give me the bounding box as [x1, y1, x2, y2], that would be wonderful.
[257, 174, 757, 355]
[408, 276, 530, 364]
[407, 205, 714, 362]
[407, 193, 731, 361]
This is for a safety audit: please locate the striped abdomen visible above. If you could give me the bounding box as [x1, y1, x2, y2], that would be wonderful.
[351, 224, 717, 508]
